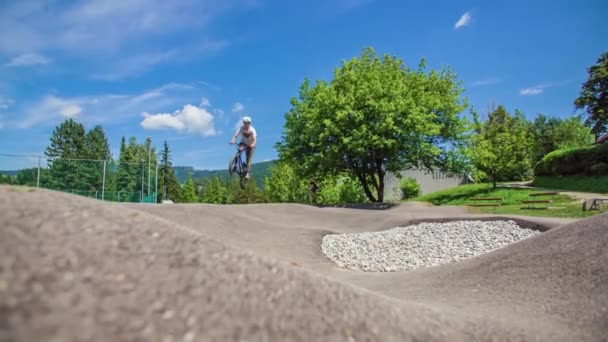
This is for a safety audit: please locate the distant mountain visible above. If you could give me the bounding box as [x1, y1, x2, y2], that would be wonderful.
[173, 160, 276, 185]
[0, 170, 19, 176]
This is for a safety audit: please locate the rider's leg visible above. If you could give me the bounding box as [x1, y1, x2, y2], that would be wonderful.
[245, 146, 254, 178]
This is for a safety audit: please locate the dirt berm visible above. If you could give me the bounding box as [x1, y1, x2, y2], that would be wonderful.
[1, 186, 607, 341]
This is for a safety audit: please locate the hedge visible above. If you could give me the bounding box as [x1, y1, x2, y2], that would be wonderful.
[534, 143, 608, 176]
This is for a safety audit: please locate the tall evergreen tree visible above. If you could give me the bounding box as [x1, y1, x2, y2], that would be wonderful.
[116, 136, 138, 194]
[82, 125, 112, 192]
[158, 140, 182, 202]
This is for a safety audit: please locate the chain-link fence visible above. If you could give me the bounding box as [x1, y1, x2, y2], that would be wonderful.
[0, 154, 158, 203]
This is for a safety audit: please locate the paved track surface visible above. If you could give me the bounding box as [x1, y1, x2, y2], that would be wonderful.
[1, 186, 607, 341]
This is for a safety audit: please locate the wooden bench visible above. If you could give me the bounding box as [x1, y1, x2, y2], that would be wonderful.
[522, 192, 558, 209]
[468, 197, 502, 207]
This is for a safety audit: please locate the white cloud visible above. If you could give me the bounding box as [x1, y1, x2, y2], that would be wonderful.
[92, 50, 177, 81]
[17, 95, 83, 127]
[200, 97, 211, 107]
[59, 103, 83, 118]
[0, 1, 248, 79]
[232, 102, 245, 113]
[15, 82, 201, 128]
[455, 11, 472, 29]
[471, 77, 502, 87]
[5, 53, 50, 67]
[91, 40, 229, 80]
[519, 86, 544, 96]
[519, 81, 568, 96]
[0, 1, 250, 54]
[0, 97, 14, 110]
[141, 104, 217, 137]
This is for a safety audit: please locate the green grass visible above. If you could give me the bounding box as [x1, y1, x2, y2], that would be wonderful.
[413, 183, 605, 218]
[531, 176, 608, 194]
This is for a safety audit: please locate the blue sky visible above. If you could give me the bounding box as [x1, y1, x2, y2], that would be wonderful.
[1, 0, 606, 170]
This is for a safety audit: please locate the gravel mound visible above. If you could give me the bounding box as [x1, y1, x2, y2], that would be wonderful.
[322, 220, 541, 272]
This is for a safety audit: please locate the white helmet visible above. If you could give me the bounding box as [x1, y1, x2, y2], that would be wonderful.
[242, 116, 252, 123]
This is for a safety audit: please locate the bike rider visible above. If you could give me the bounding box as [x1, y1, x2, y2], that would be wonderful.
[309, 180, 319, 196]
[230, 116, 257, 179]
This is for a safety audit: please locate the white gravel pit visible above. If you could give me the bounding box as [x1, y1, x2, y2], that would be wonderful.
[321, 220, 541, 272]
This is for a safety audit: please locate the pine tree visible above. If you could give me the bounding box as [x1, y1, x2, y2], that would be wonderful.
[181, 172, 197, 203]
[138, 137, 157, 196]
[158, 140, 182, 202]
[116, 136, 138, 196]
[82, 125, 111, 192]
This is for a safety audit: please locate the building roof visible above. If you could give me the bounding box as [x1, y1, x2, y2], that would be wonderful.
[595, 133, 608, 144]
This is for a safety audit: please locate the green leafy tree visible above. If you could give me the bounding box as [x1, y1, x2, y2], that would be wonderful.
[158, 140, 182, 202]
[575, 51, 608, 138]
[277, 47, 468, 202]
[15, 168, 46, 187]
[531, 114, 595, 162]
[45, 119, 87, 191]
[315, 175, 368, 204]
[555, 116, 595, 149]
[263, 162, 306, 203]
[469, 106, 533, 188]
[0, 174, 13, 184]
[233, 179, 266, 204]
[181, 172, 198, 203]
[202, 176, 228, 204]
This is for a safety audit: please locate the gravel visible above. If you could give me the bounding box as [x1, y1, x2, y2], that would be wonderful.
[322, 220, 541, 272]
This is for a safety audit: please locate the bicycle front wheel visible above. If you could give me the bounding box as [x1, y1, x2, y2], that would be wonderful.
[228, 156, 237, 176]
[313, 194, 324, 205]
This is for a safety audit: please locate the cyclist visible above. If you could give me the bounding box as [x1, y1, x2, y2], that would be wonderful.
[309, 180, 319, 196]
[230, 116, 257, 179]
[308, 180, 319, 198]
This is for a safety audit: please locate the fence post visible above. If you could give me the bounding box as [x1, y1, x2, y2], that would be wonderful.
[36, 156, 41, 188]
[141, 162, 144, 202]
[148, 142, 152, 196]
[155, 163, 159, 204]
[102, 160, 107, 201]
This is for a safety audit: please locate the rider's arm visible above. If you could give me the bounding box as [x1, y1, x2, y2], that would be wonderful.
[230, 127, 241, 144]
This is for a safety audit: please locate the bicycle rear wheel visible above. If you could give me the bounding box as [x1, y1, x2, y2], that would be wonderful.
[239, 176, 248, 189]
[313, 194, 324, 205]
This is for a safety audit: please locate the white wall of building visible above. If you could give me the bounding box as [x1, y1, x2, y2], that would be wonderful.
[383, 168, 467, 201]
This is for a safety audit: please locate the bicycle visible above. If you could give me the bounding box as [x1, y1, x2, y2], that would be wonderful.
[303, 189, 324, 206]
[228, 144, 250, 189]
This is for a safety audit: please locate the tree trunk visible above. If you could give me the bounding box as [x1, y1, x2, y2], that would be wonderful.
[375, 159, 385, 203]
[353, 169, 377, 203]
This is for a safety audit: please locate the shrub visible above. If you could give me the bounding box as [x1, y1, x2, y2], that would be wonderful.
[400, 177, 421, 200]
[534, 143, 608, 176]
[589, 162, 608, 176]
